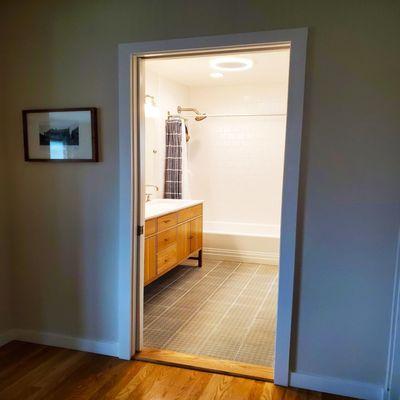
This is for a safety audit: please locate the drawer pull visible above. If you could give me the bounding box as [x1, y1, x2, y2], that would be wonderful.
[163, 220, 170, 224]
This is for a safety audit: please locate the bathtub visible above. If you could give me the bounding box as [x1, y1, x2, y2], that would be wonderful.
[203, 221, 280, 266]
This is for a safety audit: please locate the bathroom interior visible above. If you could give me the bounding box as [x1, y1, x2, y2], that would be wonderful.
[141, 47, 290, 371]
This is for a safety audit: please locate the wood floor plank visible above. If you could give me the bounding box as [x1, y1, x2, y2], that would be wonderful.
[0, 341, 39, 362]
[0, 342, 46, 382]
[44, 352, 126, 400]
[0, 347, 70, 400]
[86, 360, 141, 400]
[96, 361, 146, 399]
[0, 342, 353, 400]
[197, 374, 236, 400]
[0, 346, 62, 392]
[136, 366, 205, 400]
[29, 351, 88, 400]
[113, 362, 166, 399]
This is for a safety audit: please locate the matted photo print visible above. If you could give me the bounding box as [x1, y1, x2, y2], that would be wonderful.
[23, 108, 98, 162]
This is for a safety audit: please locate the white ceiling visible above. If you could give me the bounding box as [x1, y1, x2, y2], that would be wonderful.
[145, 48, 290, 88]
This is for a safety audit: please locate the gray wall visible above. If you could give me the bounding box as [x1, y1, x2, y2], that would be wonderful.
[1, 0, 400, 387]
[0, 36, 11, 334]
[0, 157, 10, 335]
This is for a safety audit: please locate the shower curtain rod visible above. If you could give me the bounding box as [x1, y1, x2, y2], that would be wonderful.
[182, 113, 287, 118]
[167, 106, 286, 120]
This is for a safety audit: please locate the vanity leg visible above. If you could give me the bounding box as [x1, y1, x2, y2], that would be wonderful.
[189, 250, 203, 267]
[198, 249, 203, 267]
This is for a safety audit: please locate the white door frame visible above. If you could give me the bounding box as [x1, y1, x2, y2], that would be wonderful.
[117, 28, 308, 386]
[385, 228, 400, 399]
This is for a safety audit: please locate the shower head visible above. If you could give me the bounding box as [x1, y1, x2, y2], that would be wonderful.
[195, 114, 207, 121]
[177, 106, 207, 122]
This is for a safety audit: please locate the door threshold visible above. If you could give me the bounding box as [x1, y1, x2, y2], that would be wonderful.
[134, 347, 274, 382]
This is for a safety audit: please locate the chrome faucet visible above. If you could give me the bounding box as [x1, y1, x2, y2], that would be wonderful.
[145, 184, 159, 202]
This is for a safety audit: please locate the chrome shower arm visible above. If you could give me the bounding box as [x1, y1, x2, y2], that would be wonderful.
[177, 106, 207, 121]
[177, 106, 202, 115]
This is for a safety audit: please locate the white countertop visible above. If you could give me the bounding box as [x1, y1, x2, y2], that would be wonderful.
[145, 199, 204, 220]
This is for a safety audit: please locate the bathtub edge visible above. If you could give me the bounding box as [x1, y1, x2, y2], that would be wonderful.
[203, 247, 279, 266]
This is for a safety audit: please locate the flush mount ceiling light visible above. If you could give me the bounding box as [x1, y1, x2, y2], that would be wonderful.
[209, 56, 253, 72]
[210, 72, 223, 78]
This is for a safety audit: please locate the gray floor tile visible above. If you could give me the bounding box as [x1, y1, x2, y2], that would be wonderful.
[143, 258, 278, 367]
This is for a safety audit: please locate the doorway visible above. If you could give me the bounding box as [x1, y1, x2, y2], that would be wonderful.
[140, 48, 288, 378]
[117, 29, 307, 386]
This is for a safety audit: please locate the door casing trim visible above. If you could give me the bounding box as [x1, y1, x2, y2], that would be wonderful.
[117, 28, 308, 386]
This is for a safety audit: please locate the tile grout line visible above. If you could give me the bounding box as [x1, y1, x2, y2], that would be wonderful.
[144, 260, 223, 329]
[144, 260, 224, 331]
[161, 262, 243, 348]
[195, 264, 263, 354]
[232, 273, 278, 362]
[144, 267, 193, 304]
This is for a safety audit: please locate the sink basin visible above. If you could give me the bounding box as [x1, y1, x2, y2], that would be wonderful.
[145, 199, 203, 220]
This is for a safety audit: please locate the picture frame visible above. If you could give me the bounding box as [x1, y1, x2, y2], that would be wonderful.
[22, 108, 99, 162]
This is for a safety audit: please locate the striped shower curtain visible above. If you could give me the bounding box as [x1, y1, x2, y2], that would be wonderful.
[164, 120, 183, 199]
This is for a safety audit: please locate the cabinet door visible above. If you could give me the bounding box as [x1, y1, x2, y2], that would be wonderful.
[158, 227, 177, 252]
[177, 221, 191, 261]
[190, 216, 203, 253]
[157, 243, 178, 275]
[144, 236, 156, 285]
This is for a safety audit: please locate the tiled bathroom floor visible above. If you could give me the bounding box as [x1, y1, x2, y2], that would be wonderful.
[143, 258, 278, 367]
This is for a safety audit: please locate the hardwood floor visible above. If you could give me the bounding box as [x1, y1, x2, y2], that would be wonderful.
[0, 341, 353, 400]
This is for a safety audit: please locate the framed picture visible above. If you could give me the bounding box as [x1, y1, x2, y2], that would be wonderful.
[22, 108, 99, 162]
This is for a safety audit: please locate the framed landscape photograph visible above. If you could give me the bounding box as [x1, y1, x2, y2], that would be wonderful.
[22, 108, 99, 162]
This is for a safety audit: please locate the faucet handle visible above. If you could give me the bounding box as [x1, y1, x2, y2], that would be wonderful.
[145, 184, 158, 202]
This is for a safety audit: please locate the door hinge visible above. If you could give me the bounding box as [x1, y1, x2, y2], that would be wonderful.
[137, 225, 144, 236]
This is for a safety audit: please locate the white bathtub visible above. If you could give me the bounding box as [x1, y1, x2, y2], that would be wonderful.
[203, 221, 280, 266]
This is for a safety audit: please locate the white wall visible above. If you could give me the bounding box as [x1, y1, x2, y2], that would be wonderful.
[188, 84, 287, 230]
[1, 1, 400, 398]
[144, 68, 189, 198]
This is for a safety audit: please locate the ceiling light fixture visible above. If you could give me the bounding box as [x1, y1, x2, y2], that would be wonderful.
[210, 57, 253, 72]
[210, 72, 223, 79]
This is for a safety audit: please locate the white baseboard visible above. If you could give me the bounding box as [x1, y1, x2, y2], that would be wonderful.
[0, 330, 14, 347]
[1, 329, 118, 357]
[290, 372, 385, 400]
[204, 247, 279, 266]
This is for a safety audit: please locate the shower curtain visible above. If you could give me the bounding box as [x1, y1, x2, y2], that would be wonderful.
[164, 119, 190, 199]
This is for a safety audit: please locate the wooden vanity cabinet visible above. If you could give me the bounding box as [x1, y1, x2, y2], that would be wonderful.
[177, 221, 191, 261]
[190, 217, 203, 253]
[144, 236, 156, 284]
[157, 243, 178, 275]
[144, 204, 203, 286]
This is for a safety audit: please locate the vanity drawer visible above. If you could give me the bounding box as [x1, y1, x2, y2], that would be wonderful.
[158, 212, 178, 231]
[145, 219, 157, 237]
[191, 204, 203, 218]
[178, 207, 192, 223]
[157, 243, 178, 275]
[157, 227, 177, 252]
